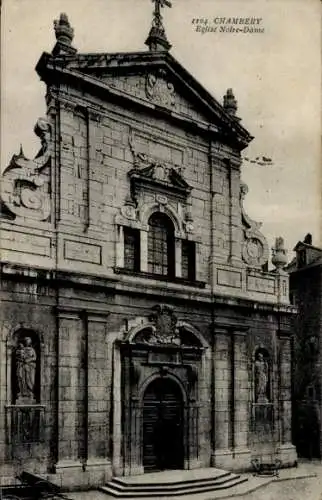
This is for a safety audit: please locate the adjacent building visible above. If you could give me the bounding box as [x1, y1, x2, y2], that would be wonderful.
[287, 234, 322, 459]
[0, 6, 297, 490]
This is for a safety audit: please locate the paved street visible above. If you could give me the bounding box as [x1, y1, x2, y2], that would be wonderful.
[220, 461, 322, 500]
[231, 477, 322, 500]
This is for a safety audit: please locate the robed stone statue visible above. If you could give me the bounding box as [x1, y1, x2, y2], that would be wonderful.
[254, 352, 269, 403]
[16, 337, 37, 402]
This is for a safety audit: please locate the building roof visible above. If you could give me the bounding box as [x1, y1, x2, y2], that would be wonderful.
[36, 12, 253, 151]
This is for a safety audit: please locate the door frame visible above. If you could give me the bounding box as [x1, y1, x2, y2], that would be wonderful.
[119, 341, 204, 476]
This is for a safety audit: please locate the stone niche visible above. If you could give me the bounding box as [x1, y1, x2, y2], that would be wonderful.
[5, 328, 45, 462]
[118, 305, 207, 476]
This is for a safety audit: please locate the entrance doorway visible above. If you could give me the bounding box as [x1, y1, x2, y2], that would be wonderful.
[143, 377, 184, 472]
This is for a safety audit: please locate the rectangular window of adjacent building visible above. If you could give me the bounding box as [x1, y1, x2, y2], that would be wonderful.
[124, 227, 140, 271]
[297, 249, 306, 268]
[181, 240, 196, 281]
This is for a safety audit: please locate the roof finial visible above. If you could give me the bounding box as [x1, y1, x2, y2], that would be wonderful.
[145, 0, 172, 52]
[272, 236, 288, 270]
[223, 88, 238, 116]
[52, 13, 77, 56]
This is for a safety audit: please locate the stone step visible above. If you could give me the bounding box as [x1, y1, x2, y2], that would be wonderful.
[111, 470, 232, 490]
[99, 469, 248, 498]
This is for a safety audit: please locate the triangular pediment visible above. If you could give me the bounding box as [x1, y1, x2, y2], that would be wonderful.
[91, 71, 211, 125]
[36, 50, 252, 148]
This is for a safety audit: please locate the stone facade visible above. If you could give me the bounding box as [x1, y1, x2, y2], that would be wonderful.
[0, 12, 297, 490]
[287, 234, 322, 459]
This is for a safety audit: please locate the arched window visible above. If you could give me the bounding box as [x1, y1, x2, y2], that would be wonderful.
[148, 213, 175, 277]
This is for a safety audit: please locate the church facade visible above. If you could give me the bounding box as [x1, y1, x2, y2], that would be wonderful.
[0, 8, 297, 490]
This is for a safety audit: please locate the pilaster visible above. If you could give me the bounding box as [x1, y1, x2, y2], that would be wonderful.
[140, 230, 148, 272]
[85, 311, 112, 484]
[54, 308, 83, 473]
[112, 342, 122, 476]
[277, 332, 297, 465]
[175, 238, 182, 278]
[232, 331, 251, 468]
[211, 329, 231, 466]
[116, 226, 124, 268]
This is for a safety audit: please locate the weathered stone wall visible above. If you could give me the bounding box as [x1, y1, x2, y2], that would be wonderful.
[52, 90, 213, 283]
[0, 264, 296, 487]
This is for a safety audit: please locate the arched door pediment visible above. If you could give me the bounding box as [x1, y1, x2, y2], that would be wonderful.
[125, 304, 207, 349]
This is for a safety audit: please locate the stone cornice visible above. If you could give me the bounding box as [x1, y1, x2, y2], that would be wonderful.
[0, 262, 296, 314]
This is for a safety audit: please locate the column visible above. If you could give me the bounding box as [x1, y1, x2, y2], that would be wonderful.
[233, 331, 251, 467]
[85, 312, 112, 485]
[55, 309, 84, 477]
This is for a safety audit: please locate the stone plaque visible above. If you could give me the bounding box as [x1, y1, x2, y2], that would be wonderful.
[64, 240, 102, 264]
[247, 275, 275, 294]
[217, 269, 242, 288]
[148, 351, 181, 365]
[1, 229, 51, 257]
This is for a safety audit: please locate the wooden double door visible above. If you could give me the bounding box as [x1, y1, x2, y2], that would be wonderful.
[143, 377, 184, 472]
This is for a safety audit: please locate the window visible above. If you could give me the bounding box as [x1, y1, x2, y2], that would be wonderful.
[182, 240, 196, 281]
[124, 227, 140, 271]
[148, 213, 175, 277]
[297, 249, 306, 268]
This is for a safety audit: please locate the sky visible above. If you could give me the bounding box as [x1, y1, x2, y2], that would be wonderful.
[1, 0, 321, 259]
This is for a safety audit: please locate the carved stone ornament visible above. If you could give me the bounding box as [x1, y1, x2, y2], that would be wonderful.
[271, 236, 288, 270]
[1, 118, 51, 221]
[184, 209, 194, 234]
[127, 129, 191, 210]
[156, 194, 168, 205]
[129, 156, 191, 199]
[242, 236, 266, 267]
[145, 69, 175, 108]
[240, 182, 269, 268]
[120, 204, 137, 220]
[136, 305, 181, 346]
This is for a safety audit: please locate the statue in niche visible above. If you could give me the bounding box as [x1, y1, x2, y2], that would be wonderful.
[254, 351, 269, 403]
[16, 337, 37, 402]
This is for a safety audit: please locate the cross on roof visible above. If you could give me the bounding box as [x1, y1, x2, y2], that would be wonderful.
[146, 0, 173, 51]
[153, 0, 172, 15]
[152, 0, 172, 27]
